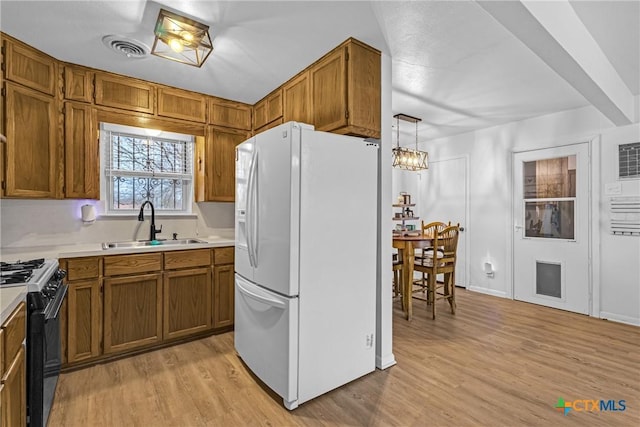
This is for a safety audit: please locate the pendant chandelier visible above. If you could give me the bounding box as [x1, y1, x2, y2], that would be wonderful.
[392, 114, 428, 171]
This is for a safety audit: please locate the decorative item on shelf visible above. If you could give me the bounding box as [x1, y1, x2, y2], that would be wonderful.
[151, 8, 213, 67]
[392, 114, 428, 171]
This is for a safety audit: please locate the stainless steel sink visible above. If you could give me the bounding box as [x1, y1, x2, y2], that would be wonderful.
[102, 238, 206, 250]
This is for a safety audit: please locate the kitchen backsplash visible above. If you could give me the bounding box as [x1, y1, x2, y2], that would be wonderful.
[0, 199, 234, 248]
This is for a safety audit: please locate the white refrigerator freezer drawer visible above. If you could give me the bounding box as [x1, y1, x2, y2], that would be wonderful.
[234, 274, 299, 409]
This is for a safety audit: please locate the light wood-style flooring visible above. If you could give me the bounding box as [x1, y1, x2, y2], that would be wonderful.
[48, 289, 640, 426]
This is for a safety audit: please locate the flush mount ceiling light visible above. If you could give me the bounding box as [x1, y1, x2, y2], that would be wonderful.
[151, 8, 213, 67]
[392, 114, 429, 171]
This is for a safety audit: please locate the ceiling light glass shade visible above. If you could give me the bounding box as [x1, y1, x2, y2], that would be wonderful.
[392, 146, 429, 171]
[151, 9, 213, 67]
[392, 113, 429, 171]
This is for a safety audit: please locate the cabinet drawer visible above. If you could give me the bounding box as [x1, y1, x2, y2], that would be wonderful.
[1, 303, 25, 374]
[164, 249, 211, 270]
[104, 253, 162, 276]
[65, 257, 101, 281]
[213, 247, 234, 265]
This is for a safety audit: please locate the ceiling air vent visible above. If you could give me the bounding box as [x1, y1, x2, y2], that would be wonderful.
[102, 35, 149, 59]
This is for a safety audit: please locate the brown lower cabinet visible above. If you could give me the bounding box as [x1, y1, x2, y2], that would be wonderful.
[1, 347, 25, 427]
[103, 273, 163, 355]
[213, 264, 234, 328]
[1, 303, 27, 427]
[61, 247, 234, 369]
[164, 267, 212, 340]
[66, 280, 102, 363]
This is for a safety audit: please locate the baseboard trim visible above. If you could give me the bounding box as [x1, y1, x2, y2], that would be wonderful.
[467, 286, 508, 298]
[599, 311, 640, 327]
[376, 353, 397, 370]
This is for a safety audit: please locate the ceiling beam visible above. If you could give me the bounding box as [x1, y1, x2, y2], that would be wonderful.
[478, 0, 634, 126]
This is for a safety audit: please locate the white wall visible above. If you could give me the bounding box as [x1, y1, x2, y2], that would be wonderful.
[396, 101, 640, 325]
[0, 200, 234, 248]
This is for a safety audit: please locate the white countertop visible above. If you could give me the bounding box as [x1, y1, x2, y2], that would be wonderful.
[0, 236, 235, 261]
[0, 285, 27, 324]
[0, 236, 234, 323]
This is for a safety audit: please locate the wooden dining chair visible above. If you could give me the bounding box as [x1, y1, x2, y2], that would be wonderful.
[392, 252, 403, 298]
[414, 224, 460, 319]
[413, 221, 449, 297]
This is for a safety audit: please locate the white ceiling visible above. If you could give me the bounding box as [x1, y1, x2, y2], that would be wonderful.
[1, 0, 638, 142]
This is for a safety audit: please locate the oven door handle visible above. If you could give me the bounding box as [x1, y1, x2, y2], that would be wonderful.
[44, 283, 68, 320]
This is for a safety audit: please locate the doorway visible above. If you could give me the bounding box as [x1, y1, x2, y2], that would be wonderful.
[512, 143, 590, 314]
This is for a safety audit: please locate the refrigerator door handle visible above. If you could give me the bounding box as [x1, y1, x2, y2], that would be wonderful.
[237, 279, 286, 309]
[249, 149, 259, 267]
[246, 148, 257, 267]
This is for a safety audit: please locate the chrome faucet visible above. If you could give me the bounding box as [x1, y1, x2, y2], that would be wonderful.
[138, 201, 162, 241]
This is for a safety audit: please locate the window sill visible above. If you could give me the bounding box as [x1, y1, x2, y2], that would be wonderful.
[99, 213, 198, 219]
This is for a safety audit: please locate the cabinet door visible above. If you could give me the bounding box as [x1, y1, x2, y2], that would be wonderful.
[253, 90, 283, 131]
[283, 71, 311, 124]
[67, 280, 102, 363]
[345, 41, 381, 139]
[202, 126, 249, 202]
[3, 38, 56, 95]
[213, 264, 234, 328]
[255, 118, 283, 135]
[0, 303, 25, 373]
[163, 268, 212, 340]
[4, 82, 59, 198]
[310, 46, 348, 133]
[0, 347, 26, 427]
[103, 273, 162, 354]
[64, 65, 93, 103]
[64, 102, 99, 199]
[157, 87, 206, 123]
[209, 99, 252, 130]
[95, 73, 155, 114]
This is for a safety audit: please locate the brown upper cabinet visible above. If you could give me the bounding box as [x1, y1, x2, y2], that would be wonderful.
[253, 88, 283, 131]
[310, 38, 380, 139]
[283, 70, 311, 124]
[95, 72, 155, 114]
[64, 65, 94, 103]
[157, 86, 207, 123]
[3, 82, 59, 198]
[197, 126, 250, 202]
[209, 98, 252, 130]
[64, 102, 99, 199]
[3, 37, 57, 96]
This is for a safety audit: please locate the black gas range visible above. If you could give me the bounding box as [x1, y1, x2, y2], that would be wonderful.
[1, 258, 67, 427]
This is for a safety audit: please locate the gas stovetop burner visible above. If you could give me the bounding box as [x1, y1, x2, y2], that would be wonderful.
[0, 258, 45, 272]
[1, 270, 34, 285]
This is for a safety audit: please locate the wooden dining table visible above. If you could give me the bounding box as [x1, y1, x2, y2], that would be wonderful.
[392, 232, 434, 320]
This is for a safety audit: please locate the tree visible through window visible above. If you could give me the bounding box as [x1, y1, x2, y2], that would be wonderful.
[104, 128, 193, 213]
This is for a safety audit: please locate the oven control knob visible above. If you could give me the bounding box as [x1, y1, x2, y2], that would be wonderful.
[53, 269, 67, 280]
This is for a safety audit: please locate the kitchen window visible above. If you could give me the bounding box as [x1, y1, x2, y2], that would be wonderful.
[101, 123, 194, 215]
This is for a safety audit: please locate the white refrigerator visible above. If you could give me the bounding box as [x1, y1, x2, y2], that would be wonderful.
[234, 121, 378, 410]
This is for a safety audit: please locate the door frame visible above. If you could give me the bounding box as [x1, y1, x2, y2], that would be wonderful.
[508, 136, 601, 316]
